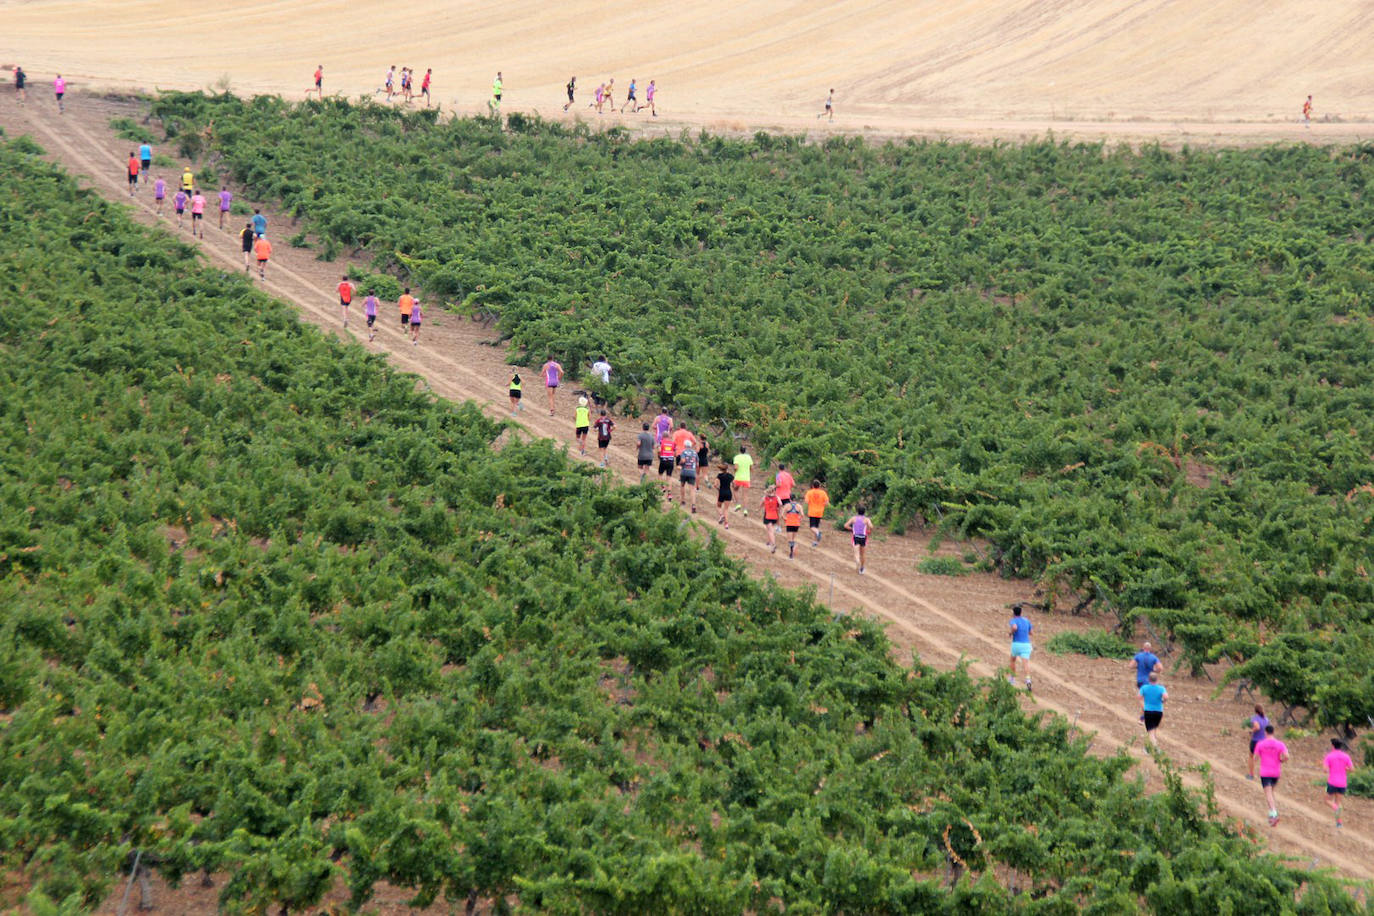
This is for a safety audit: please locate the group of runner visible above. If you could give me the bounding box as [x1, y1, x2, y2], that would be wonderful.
[564, 76, 658, 117]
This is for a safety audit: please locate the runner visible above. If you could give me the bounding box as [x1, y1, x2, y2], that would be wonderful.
[1138, 672, 1167, 749]
[671, 424, 694, 464]
[508, 372, 523, 413]
[696, 436, 710, 471]
[591, 354, 612, 385]
[782, 495, 803, 558]
[173, 188, 188, 228]
[593, 408, 615, 466]
[252, 208, 267, 238]
[126, 152, 139, 196]
[818, 88, 835, 121]
[180, 166, 194, 197]
[400, 68, 411, 103]
[775, 462, 794, 502]
[564, 76, 576, 112]
[53, 74, 64, 113]
[254, 234, 272, 280]
[594, 83, 605, 114]
[1252, 725, 1289, 826]
[653, 409, 673, 446]
[645, 80, 657, 117]
[421, 69, 432, 108]
[1323, 738, 1354, 827]
[384, 66, 395, 101]
[363, 290, 379, 341]
[189, 188, 206, 237]
[541, 357, 563, 416]
[715, 463, 734, 527]
[336, 275, 354, 327]
[1129, 642, 1162, 693]
[636, 422, 655, 483]
[1246, 704, 1269, 780]
[308, 65, 323, 100]
[1007, 604, 1033, 691]
[489, 71, 503, 114]
[14, 66, 25, 104]
[678, 437, 700, 511]
[843, 505, 871, 573]
[574, 397, 591, 455]
[731, 445, 753, 513]
[761, 485, 780, 553]
[153, 176, 166, 215]
[657, 434, 678, 500]
[804, 479, 829, 545]
[604, 78, 617, 112]
[218, 186, 232, 230]
[409, 297, 423, 346]
[139, 141, 152, 178]
[239, 221, 254, 270]
[398, 287, 415, 330]
[1303, 94, 1313, 126]
[625, 78, 638, 113]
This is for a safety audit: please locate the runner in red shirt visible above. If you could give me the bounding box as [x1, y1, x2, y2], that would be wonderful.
[308, 65, 323, 100]
[337, 276, 355, 327]
[761, 485, 781, 553]
[126, 152, 139, 196]
[421, 69, 432, 108]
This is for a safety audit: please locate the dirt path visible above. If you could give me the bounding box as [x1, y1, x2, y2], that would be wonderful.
[7, 95, 1370, 890]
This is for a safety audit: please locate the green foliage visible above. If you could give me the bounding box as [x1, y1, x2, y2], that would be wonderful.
[142, 93, 1374, 720]
[1046, 630, 1137, 660]
[917, 556, 969, 576]
[0, 134, 1366, 914]
[108, 116, 154, 144]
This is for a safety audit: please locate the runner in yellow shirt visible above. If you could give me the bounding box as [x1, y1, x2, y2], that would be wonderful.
[731, 445, 753, 515]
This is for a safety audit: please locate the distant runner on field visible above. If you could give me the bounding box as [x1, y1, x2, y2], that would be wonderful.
[173, 188, 188, 228]
[398, 287, 415, 329]
[308, 65, 323, 100]
[14, 66, 26, 103]
[593, 408, 615, 467]
[53, 74, 64, 113]
[1252, 725, 1289, 826]
[239, 222, 254, 270]
[489, 71, 503, 114]
[1323, 738, 1353, 828]
[564, 76, 576, 111]
[1007, 604, 1033, 691]
[337, 275, 354, 327]
[154, 176, 166, 214]
[593, 82, 606, 114]
[636, 422, 654, 482]
[804, 479, 828, 545]
[604, 78, 617, 112]
[126, 152, 139, 195]
[644, 79, 657, 117]
[1138, 672, 1167, 749]
[384, 66, 396, 101]
[574, 396, 591, 455]
[508, 372, 523, 413]
[843, 505, 871, 574]
[541, 357, 563, 415]
[625, 78, 638, 113]
[190, 188, 206, 237]
[218, 186, 232, 229]
[254, 235, 272, 280]
[818, 88, 834, 121]
[421, 69, 432, 107]
[1303, 94, 1313, 126]
[364, 291, 379, 341]
[677, 437, 699, 511]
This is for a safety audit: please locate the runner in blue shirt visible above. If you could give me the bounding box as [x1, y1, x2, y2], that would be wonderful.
[1138, 672, 1167, 749]
[1129, 642, 1162, 688]
[1007, 605, 1033, 691]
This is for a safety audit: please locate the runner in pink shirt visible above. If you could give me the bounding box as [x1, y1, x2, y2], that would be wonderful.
[189, 190, 207, 238]
[1323, 738, 1354, 827]
[1251, 725, 1289, 826]
[218, 187, 233, 230]
[541, 358, 563, 415]
[153, 177, 166, 216]
[775, 463, 794, 501]
[363, 291, 379, 341]
[53, 75, 65, 113]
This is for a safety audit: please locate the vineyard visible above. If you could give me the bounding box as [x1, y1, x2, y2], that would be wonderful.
[2, 133, 1369, 912]
[143, 93, 1374, 728]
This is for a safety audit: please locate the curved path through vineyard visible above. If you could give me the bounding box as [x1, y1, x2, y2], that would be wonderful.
[6, 96, 1371, 891]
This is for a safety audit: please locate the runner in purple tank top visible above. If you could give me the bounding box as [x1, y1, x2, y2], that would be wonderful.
[843, 506, 871, 574]
[541, 358, 563, 416]
[363, 291, 379, 341]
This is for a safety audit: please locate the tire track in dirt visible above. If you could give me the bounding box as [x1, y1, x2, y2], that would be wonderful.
[12, 99, 1371, 882]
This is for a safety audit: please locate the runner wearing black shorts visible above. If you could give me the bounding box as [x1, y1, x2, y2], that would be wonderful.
[239, 222, 254, 271]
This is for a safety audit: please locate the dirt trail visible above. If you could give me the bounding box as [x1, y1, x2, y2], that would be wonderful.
[6, 96, 1370, 887]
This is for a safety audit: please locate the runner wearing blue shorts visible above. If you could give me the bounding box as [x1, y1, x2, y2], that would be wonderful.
[1008, 605, 1033, 691]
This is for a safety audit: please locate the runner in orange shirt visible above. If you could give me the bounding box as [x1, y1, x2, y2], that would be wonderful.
[804, 479, 829, 547]
[126, 152, 139, 196]
[253, 235, 272, 280]
[781, 495, 804, 558]
[337, 276, 355, 328]
[398, 287, 415, 329]
[1302, 94, 1313, 126]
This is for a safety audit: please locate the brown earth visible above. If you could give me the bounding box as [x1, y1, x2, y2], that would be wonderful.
[0, 93, 1369, 912]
